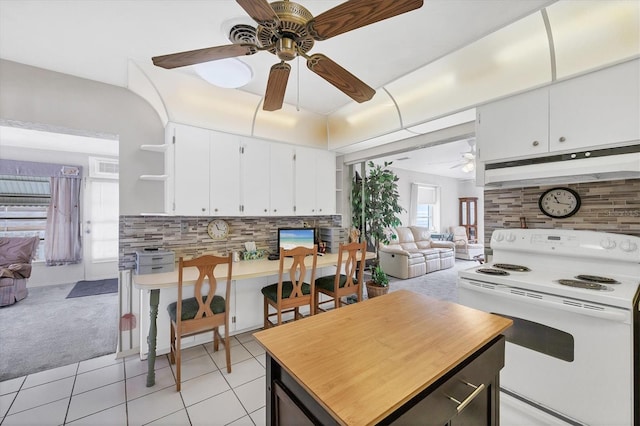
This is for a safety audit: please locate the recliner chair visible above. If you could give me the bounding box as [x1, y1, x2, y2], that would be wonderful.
[0, 236, 40, 307]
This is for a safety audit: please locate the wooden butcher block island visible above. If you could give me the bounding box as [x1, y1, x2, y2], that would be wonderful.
[254, 290, 513, 426]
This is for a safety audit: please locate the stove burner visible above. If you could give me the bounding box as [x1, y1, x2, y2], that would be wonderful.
[493, 263, 531, 272]
[575, 274, 619, 284]
[557, 279, 611, 291]
[476, 268, 510, 276]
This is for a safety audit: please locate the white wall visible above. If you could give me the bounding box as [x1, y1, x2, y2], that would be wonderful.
[390, 167, 484, 241]
[0, 59, 165, 215]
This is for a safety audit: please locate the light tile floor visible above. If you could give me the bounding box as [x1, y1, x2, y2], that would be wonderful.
[0, 331, 266, 426]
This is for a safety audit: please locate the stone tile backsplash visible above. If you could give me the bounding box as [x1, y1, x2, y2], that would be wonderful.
[484, 179, 640, 246]
[119, 215, 342, 270]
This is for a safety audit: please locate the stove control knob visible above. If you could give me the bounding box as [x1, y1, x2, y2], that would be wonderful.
[494, 233, 504, 242]
[600, 238, 617, 250]
[506, 233, 516, 242]
[620, 239, 638, 252]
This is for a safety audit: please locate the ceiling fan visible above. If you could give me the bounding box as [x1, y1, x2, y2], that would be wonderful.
[450, 139, 476, 173]
[152, 0, 424, 111]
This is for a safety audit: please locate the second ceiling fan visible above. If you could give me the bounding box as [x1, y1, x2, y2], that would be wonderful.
[152, 0, 424, 111]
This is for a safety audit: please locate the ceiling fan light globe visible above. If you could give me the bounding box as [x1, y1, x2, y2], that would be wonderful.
[194, 58, 253, 88]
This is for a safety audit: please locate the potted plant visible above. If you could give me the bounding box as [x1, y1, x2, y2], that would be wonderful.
[351, 160, 405, 258]
[366, 265, 390, 298]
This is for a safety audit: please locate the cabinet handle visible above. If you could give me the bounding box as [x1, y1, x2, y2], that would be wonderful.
[264, 209, 268, 212]
[201, 207, 206, 212]
[559, 136, 566, 142]
[214, 208, 218, 212]
[532, 140, 539, 147]
[447, 381, 485, 413]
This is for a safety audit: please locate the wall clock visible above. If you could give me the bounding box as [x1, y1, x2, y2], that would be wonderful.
[207, 219, 229, 240]
[538, 187, 581, 219]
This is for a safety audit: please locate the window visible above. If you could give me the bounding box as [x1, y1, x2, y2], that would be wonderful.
[0, 175, 50, 261]
[411, 184, 439, 230]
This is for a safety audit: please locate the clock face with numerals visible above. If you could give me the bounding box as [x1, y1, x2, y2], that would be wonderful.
[538, 187, 581, 219]
[207, 219, 229, 240]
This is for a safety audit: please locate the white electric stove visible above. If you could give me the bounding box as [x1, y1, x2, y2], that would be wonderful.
[458, 228, 640, 426]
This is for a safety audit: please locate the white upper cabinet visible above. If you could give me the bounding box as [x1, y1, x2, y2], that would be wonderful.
[165, 123, 336, 216]
[270, 144, 295, 216]
[295, 147, 336, 215]
[549, 60, 640, 152]
[294, 148, 317, 215]
[169, 123, 211, 215]
[240, 138, 271, 216]
[210, 130, 241, 216]
[315, 151, 336, 215]
[476, 87, 549, 163]
[477, 59, 639, 163]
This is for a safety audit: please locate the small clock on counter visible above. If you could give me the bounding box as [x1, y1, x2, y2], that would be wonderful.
[207, 219, 229, 240]
[538, 187, 581, 219]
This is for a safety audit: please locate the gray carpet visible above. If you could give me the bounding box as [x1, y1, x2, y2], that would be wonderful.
[0, 282, 118, 382]
[374, 259, 478, 302]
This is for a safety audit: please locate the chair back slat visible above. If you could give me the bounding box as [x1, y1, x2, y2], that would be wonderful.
[278, 245, 317, 302]
[337, 241, 366, 290]
[179, 255, 232, 322]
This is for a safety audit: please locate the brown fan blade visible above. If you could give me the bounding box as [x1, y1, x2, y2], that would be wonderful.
[263, 62, 291, 111]
[306, 54, 374, 103]
[309, 0, 423, 40]
[152, 44, 256, 69]
[236, 0, 279, 29]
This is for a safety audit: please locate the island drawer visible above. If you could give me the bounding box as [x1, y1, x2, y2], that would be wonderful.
[389, 335, 505, 425]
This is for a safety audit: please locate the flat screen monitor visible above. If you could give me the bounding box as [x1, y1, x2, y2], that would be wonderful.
[277, 227, 315, 251]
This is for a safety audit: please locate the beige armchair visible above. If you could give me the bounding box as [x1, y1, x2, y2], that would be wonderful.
[0, 236, 40, 306]
[451, 226, 484, 260]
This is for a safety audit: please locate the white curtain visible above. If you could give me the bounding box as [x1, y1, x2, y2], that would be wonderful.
[45, 176, 82, 265]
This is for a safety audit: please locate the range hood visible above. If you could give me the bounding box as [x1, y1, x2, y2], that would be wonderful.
[483, 146, 640, 188]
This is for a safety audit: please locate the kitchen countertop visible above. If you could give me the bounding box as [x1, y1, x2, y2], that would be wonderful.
[253, 290, 513, 425]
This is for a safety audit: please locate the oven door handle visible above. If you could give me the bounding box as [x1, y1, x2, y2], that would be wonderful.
[459, 279, 629, 323]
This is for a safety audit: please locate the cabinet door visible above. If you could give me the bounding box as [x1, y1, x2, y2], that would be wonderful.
[550, 59, 640, 152]
[476, 88, 549, 162]
[233, 277, 268, 332]
[172, 124, 210, 215]
[210, 131, 241, 215]
[315, 150, 336, 215]
[270, 144, 295, 216]
[240, 138, 271, 216]
[295, 148, 317, 215]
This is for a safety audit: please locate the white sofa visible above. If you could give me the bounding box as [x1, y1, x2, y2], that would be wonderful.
[378, 226, 455, 279]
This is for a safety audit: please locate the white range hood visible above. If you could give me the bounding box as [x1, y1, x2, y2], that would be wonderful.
[483, 147, 640, 188]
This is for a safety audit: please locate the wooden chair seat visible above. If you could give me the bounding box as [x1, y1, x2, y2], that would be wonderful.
[167, 295, 226, 321]
[261, 281, 311, 303]
[315, 274, 349, 291]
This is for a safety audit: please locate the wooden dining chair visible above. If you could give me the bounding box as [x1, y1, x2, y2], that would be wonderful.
[314, 241, 366, 313]
[261, 245, 318, 328]
[167, 254, 232, 391]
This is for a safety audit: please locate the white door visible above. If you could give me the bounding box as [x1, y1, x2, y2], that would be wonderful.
[83, 178, 119, 280]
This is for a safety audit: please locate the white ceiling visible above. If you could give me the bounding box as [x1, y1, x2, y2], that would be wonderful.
[0, 0, 554, 180]
[0, 0, 553, 116]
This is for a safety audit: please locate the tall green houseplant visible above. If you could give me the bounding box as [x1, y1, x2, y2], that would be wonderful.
[351, 161, 405, 258]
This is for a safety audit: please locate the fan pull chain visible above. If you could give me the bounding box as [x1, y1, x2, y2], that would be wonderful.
[296, 55, 300, 111]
